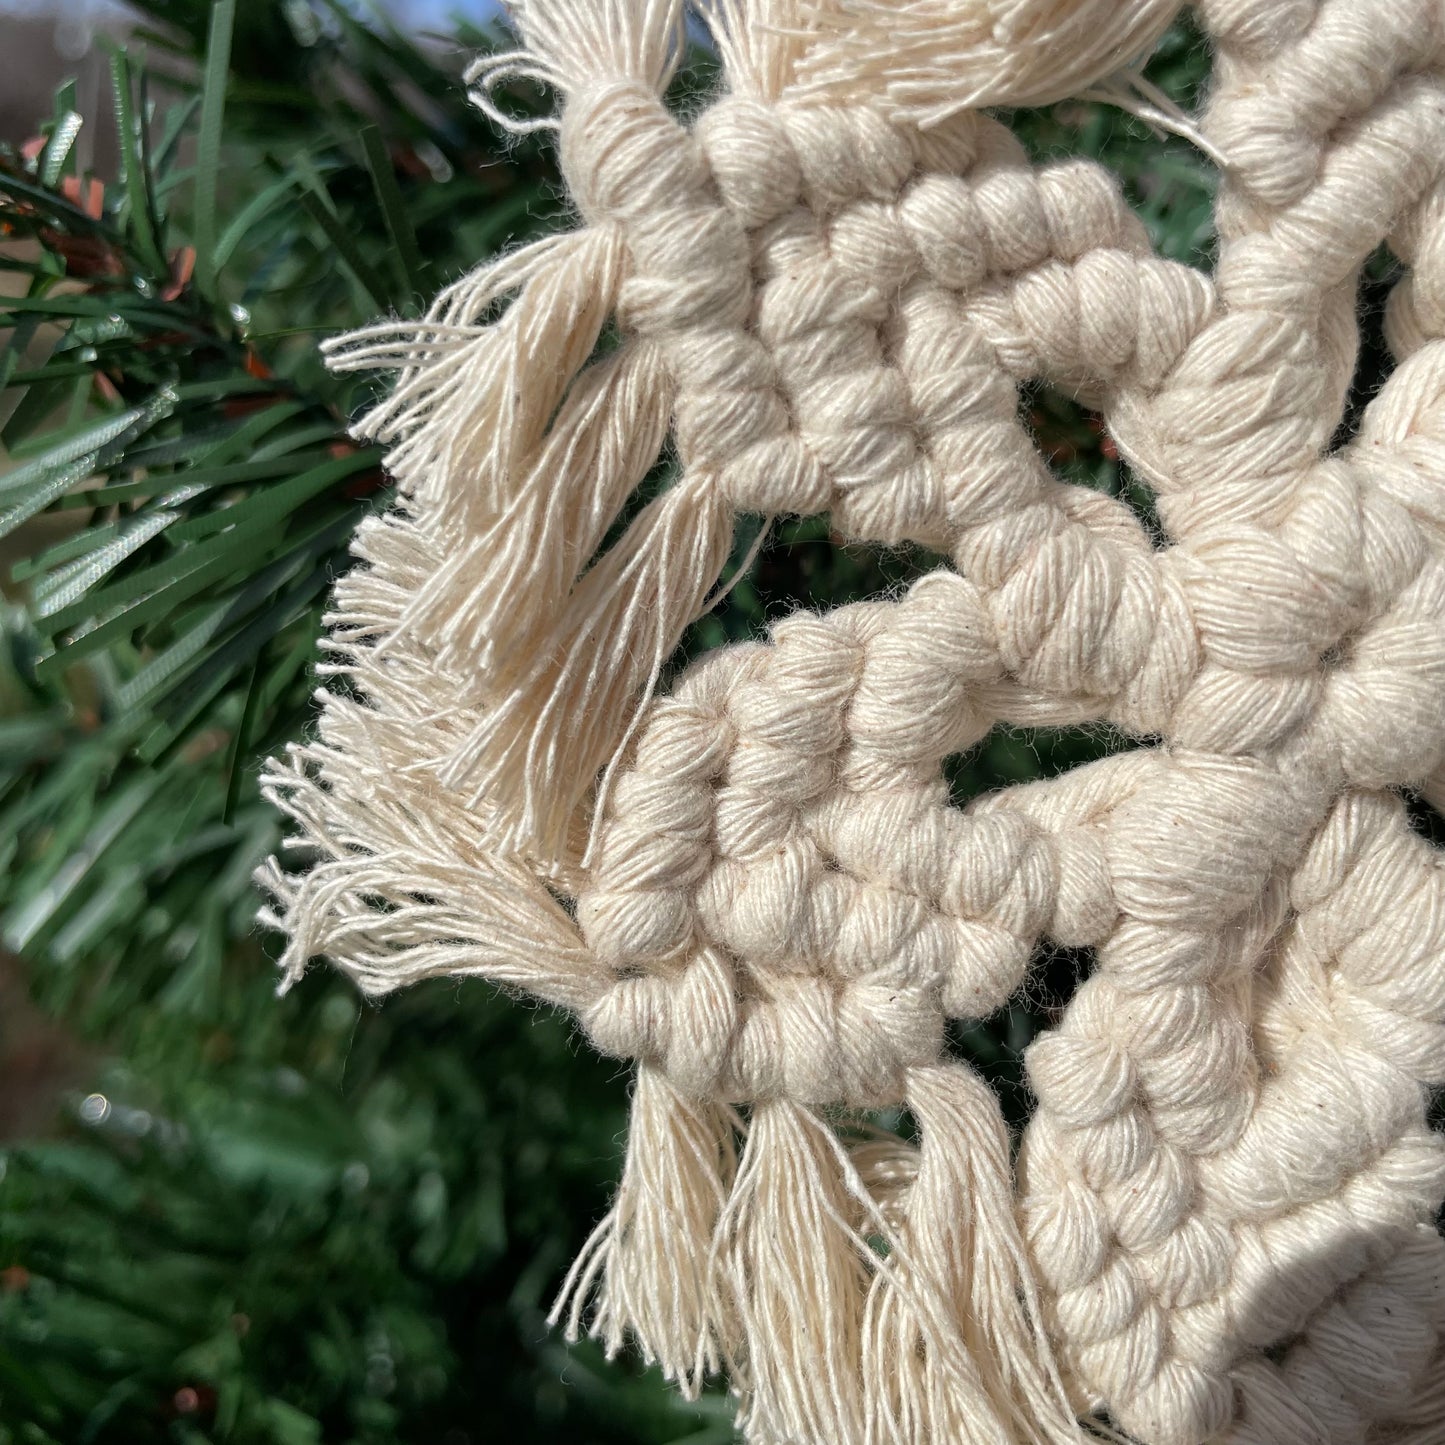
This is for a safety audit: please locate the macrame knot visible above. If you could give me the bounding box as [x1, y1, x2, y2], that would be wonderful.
[263, 3, 1445, 1442]
[575, 578, 1138, 1107]
[560, 81, 705, 226]
[693, 96, 802, 228]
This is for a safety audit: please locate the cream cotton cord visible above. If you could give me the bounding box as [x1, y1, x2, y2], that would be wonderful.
[257, 2, 1445, 1442]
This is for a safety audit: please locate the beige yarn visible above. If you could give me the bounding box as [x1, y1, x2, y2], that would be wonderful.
[257, 1, 1445, 1441]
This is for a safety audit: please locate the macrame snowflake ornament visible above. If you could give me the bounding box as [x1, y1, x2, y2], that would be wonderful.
[258, 2, 1445, 1442]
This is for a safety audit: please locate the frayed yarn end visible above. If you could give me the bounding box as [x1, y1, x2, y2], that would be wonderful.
[555, 1063, 1090, 1445]
[792, 0, 1185, 120]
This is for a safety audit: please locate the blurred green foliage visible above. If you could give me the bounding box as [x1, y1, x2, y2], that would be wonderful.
[0, 4, 1228, 1442]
